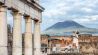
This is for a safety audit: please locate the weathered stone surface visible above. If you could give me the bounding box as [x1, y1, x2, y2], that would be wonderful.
[0, 6, 8, 55]
[34, 21, 41, 55]
[12, 11, 22, 55]
[24, 16, 33, 55]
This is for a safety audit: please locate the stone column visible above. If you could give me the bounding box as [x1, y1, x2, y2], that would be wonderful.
[34, 20, 41, 55]
[0, 5, 8, 55]
[24, 16, 33, 55]
[12, 11, 22, 55]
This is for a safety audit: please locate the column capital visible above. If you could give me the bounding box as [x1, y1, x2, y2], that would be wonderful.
[0, 5, 7, 7]
[33, 18, 41, 23]
[23, 14, 30, 18]
[11, 11, 23, 17]
[24, 16, 32, 23]
[24, 15, 31, 19]
[0, 5, 7, 12]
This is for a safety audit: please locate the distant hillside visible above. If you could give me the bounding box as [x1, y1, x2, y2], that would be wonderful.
[46, 20, 85, 30]
[44, 20, 98, 36]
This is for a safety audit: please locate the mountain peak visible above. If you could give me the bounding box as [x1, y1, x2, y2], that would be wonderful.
[63, 20, 75, 22]
[44, 20, 98, 36]
[46, 20, 85, 30]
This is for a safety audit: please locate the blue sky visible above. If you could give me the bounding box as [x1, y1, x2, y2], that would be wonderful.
[7, 0, 98, 32]
[40, 0, 98, 31]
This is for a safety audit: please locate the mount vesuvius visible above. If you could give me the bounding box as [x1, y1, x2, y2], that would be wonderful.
[44, 20, 98, 35]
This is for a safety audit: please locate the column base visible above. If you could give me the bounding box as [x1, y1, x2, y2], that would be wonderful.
[0, 47, 8, 55]
[34, 48, 41, 55]
[24, 48, 32, 55]
[12, 47, 22, 55]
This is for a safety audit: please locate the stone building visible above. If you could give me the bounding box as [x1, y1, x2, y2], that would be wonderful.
[79, 34, 98, 54]
[0, 0, 44, 55]
[7, 27, 98, 55]
[41, 33, 98, 54]
[41, 35, 49, 53]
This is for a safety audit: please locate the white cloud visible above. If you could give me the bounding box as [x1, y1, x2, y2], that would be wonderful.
[90, 16, 98, 21]
[42, 0, 69, 18]
[41, 0, 98, 30]
[73, 15, 98, 27]
[82, 7, 93, 12]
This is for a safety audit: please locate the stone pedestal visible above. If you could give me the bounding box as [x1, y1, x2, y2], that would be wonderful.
[24, 16, 33, 55]
[0, 6, 8, 55]
[12, 11, 22, 55]
[34, 21, 41, 55]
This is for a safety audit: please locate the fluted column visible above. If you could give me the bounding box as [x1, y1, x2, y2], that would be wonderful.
[34, 20, 41, 55]
[24, 16, 33, 55]
[12, 11, 22, 55]
[0, 5, 8, 55]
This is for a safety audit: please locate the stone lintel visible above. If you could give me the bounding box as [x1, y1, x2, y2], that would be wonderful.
[20, 0, 44, 12]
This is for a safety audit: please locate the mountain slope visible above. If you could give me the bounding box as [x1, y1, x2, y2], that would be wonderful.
[46, 20, 85, 30]
[44, 20, 98, 35]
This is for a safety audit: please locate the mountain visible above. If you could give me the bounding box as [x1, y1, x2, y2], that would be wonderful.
[44, 20, 98, 36]
[46, 20, 85, 30]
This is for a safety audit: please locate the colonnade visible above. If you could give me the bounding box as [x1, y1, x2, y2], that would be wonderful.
[0, 5, 41, 55]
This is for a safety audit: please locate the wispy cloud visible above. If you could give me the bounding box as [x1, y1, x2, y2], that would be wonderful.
[41, 0, 98, 30]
